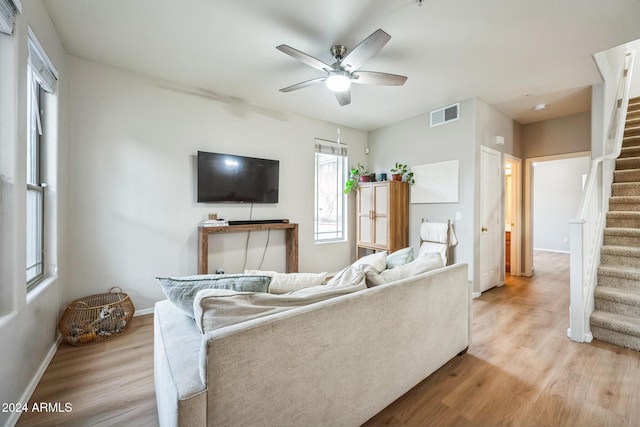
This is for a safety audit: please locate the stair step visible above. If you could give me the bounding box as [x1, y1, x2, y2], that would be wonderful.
[603, 227, 640, 245]
[619, 146, 640, 159]
[627, 117, 640, 128]
[608, 196, 640, 212]
[624, 118, 640, 128]
[595, 286, 640, 305]
[611, 182, 640, 197]
[595, 287, 640, 317]
[616, 157, 640, 170]
[628, 109, 640, 119]
[613, 169, 640, 183]
[623, 135, 640, 148]
[625, 125, 640, 137]
[607, 211, 640, 228]
[598, 265, 640, 291]
[590, 310, 640, 351]
[601, 245, 640, 268]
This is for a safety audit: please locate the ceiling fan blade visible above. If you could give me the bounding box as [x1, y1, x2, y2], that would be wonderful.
[352, 71, 407, 86]
[340, 29, 391, 71]
[279, 77, 326, 93]
[335, 90, 351, 106]
[276, 44, 333, 72]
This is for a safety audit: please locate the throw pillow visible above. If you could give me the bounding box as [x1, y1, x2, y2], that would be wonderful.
[350, 251, 388, 274]
[365, 252, 444, 287]
[156, 274, 271, 318]
[386, 247, 414, 269]
[243, 270, 328, 294]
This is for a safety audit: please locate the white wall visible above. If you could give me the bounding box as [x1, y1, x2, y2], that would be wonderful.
[0, 2, 69, 426]
[368, 99, 477, 284]
[533, 156, 590, 252]
[368, 98, 521, 293]
[64, 56, 368, 311]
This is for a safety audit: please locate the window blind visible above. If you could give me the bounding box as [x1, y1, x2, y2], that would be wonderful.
[315, 139, 347, 157]
[28, 31, 58, 94]
[0, 0, 21, 35]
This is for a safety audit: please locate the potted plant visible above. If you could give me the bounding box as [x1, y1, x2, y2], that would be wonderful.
[390, 162, 415, 184]
[344, 164, 368, 194]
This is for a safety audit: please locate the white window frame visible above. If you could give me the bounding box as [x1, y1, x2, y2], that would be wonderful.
[314, 139, 347, 243]
[26, 29, 57, 288]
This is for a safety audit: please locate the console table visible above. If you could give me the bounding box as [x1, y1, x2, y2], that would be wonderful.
[197, 223, 299, 274]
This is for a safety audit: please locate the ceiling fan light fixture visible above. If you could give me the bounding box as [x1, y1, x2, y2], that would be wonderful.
[325, 71, 351, 92]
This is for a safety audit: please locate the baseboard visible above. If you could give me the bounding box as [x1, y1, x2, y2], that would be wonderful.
[533, 248, 570, 254]
[6, 335, 62, 427]
[134, 307, 154, 317]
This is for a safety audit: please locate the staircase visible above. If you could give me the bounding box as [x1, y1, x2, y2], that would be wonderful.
[591, 96, 640, 350]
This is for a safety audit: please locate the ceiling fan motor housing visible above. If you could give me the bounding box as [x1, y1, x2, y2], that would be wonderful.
[330, 45, 348, 61]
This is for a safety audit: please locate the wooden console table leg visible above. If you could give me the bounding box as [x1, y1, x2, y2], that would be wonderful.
[285, 224, 299, 273]
[198, 228, 208, 274]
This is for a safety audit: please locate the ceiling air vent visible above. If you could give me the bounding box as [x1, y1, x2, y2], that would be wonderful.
[430, 102, 460, 127]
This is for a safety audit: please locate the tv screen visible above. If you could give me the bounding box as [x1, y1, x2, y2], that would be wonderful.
[197, 151, 279, 203]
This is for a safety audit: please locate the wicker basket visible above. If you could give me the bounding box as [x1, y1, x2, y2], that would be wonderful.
[58, 287, 135, 346]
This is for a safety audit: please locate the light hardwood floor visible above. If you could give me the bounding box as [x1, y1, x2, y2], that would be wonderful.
[17, 252, 640, 426]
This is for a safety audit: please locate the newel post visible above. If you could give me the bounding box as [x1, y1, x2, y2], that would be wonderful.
[568, 219, 586, 342]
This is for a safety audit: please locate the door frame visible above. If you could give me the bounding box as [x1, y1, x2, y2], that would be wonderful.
[523, 151, 591, 276]
[504, 154, 522, 277]
[479, 145, 504, 294]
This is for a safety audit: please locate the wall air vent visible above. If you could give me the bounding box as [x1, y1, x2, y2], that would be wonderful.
[430, 102, 460, 127]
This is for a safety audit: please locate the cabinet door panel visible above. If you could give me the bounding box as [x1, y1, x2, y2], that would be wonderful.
[359, 216, 372, 244]
[374, 219, 388, 246]
[374, 184, 388, 216]
[358, 185, 372, 215]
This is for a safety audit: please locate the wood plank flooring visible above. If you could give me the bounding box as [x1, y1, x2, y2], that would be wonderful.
[17, 251, 640, 426]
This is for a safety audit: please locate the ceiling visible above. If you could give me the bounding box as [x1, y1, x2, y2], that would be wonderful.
[43, 0, 640, 131]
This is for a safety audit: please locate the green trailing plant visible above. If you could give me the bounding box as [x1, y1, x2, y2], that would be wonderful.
[390, 162, 415, 184]
[344, 163, 367, 194]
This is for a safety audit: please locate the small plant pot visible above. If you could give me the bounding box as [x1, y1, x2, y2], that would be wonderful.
[391, 174, 402, 181]
[359, 175, 371, 182]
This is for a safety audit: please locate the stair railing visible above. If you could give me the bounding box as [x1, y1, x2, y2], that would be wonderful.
[568, 50, 635, 343]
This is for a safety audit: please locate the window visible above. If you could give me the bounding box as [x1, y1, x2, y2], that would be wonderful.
[314, 139, 347, 242]
[26, 81, 44, 285]
[26, 31, 57, 287]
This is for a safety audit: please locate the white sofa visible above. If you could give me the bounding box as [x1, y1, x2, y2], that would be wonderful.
[154, 263, 471, 427]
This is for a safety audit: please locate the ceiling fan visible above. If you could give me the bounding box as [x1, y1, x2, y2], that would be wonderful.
[276, 29, 407, 106]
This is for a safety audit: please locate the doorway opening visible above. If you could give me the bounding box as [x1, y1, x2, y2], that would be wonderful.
[524, 152, 591, 275]
[504, 155, 522, 277]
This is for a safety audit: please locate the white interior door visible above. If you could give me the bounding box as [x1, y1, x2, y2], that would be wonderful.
[480, 147, 502, 292]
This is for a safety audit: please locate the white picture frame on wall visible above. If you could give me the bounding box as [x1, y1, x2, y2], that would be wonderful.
[411, 160, 459, 204]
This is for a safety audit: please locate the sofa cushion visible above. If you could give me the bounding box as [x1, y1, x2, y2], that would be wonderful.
[365, 252, 444, 287]
[386, 247, 414, 269]
[351, 251, 388, 274]
[156, 274, 271, 318]
[193, 269, 366, 334]
[243, 270, 328, 294]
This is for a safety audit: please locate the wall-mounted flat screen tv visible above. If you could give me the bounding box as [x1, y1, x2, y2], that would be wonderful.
[197, 151, 279, 203]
